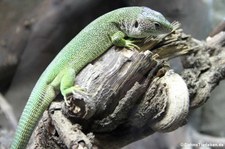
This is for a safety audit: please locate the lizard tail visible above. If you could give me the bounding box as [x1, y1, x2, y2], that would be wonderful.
[10, 84, 55, 149]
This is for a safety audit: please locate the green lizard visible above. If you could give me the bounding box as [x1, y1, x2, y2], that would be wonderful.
[10, 6, 173, 149]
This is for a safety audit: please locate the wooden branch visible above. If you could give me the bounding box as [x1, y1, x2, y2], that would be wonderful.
[51, 103, 95, 149]
[182, 32, 225, 109]
[29, 28, 225, 148]
[29, 37, 190, 148]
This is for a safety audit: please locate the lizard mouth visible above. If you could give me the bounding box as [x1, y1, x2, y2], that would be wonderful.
[159, 21, 179, 35]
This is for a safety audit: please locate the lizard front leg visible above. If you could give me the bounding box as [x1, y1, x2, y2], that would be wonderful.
[111, 31, 140, 50]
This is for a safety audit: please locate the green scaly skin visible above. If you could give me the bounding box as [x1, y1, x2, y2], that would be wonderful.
[10, 6, 173, 149]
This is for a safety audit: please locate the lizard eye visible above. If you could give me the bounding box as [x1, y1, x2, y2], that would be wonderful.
[134, 20, 139, 28]
[154, 22, 161, 29]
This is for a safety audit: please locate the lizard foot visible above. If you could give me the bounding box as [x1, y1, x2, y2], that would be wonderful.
[62, 85, 86, 106]
[124, 39, 140, 50]
[111, 31, 140, 50]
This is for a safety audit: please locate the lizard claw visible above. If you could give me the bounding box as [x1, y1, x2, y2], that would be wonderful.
[62, 85, 87, 106]
[125, 40, 140, 50]
[64, 96, 70, 106]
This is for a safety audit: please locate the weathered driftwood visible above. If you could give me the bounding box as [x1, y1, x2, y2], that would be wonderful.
[182, 32, 225, 109]
[29, 28, 225, 148]
[27, 27, 180, 148]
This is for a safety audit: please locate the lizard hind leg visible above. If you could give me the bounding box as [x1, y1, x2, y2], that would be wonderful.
[60, 68, 85, 106]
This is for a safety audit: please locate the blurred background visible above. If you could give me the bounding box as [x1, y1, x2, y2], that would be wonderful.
[0, 0, 225, 148]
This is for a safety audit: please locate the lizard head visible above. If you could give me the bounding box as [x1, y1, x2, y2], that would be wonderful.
[120, 7, 173, 38]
